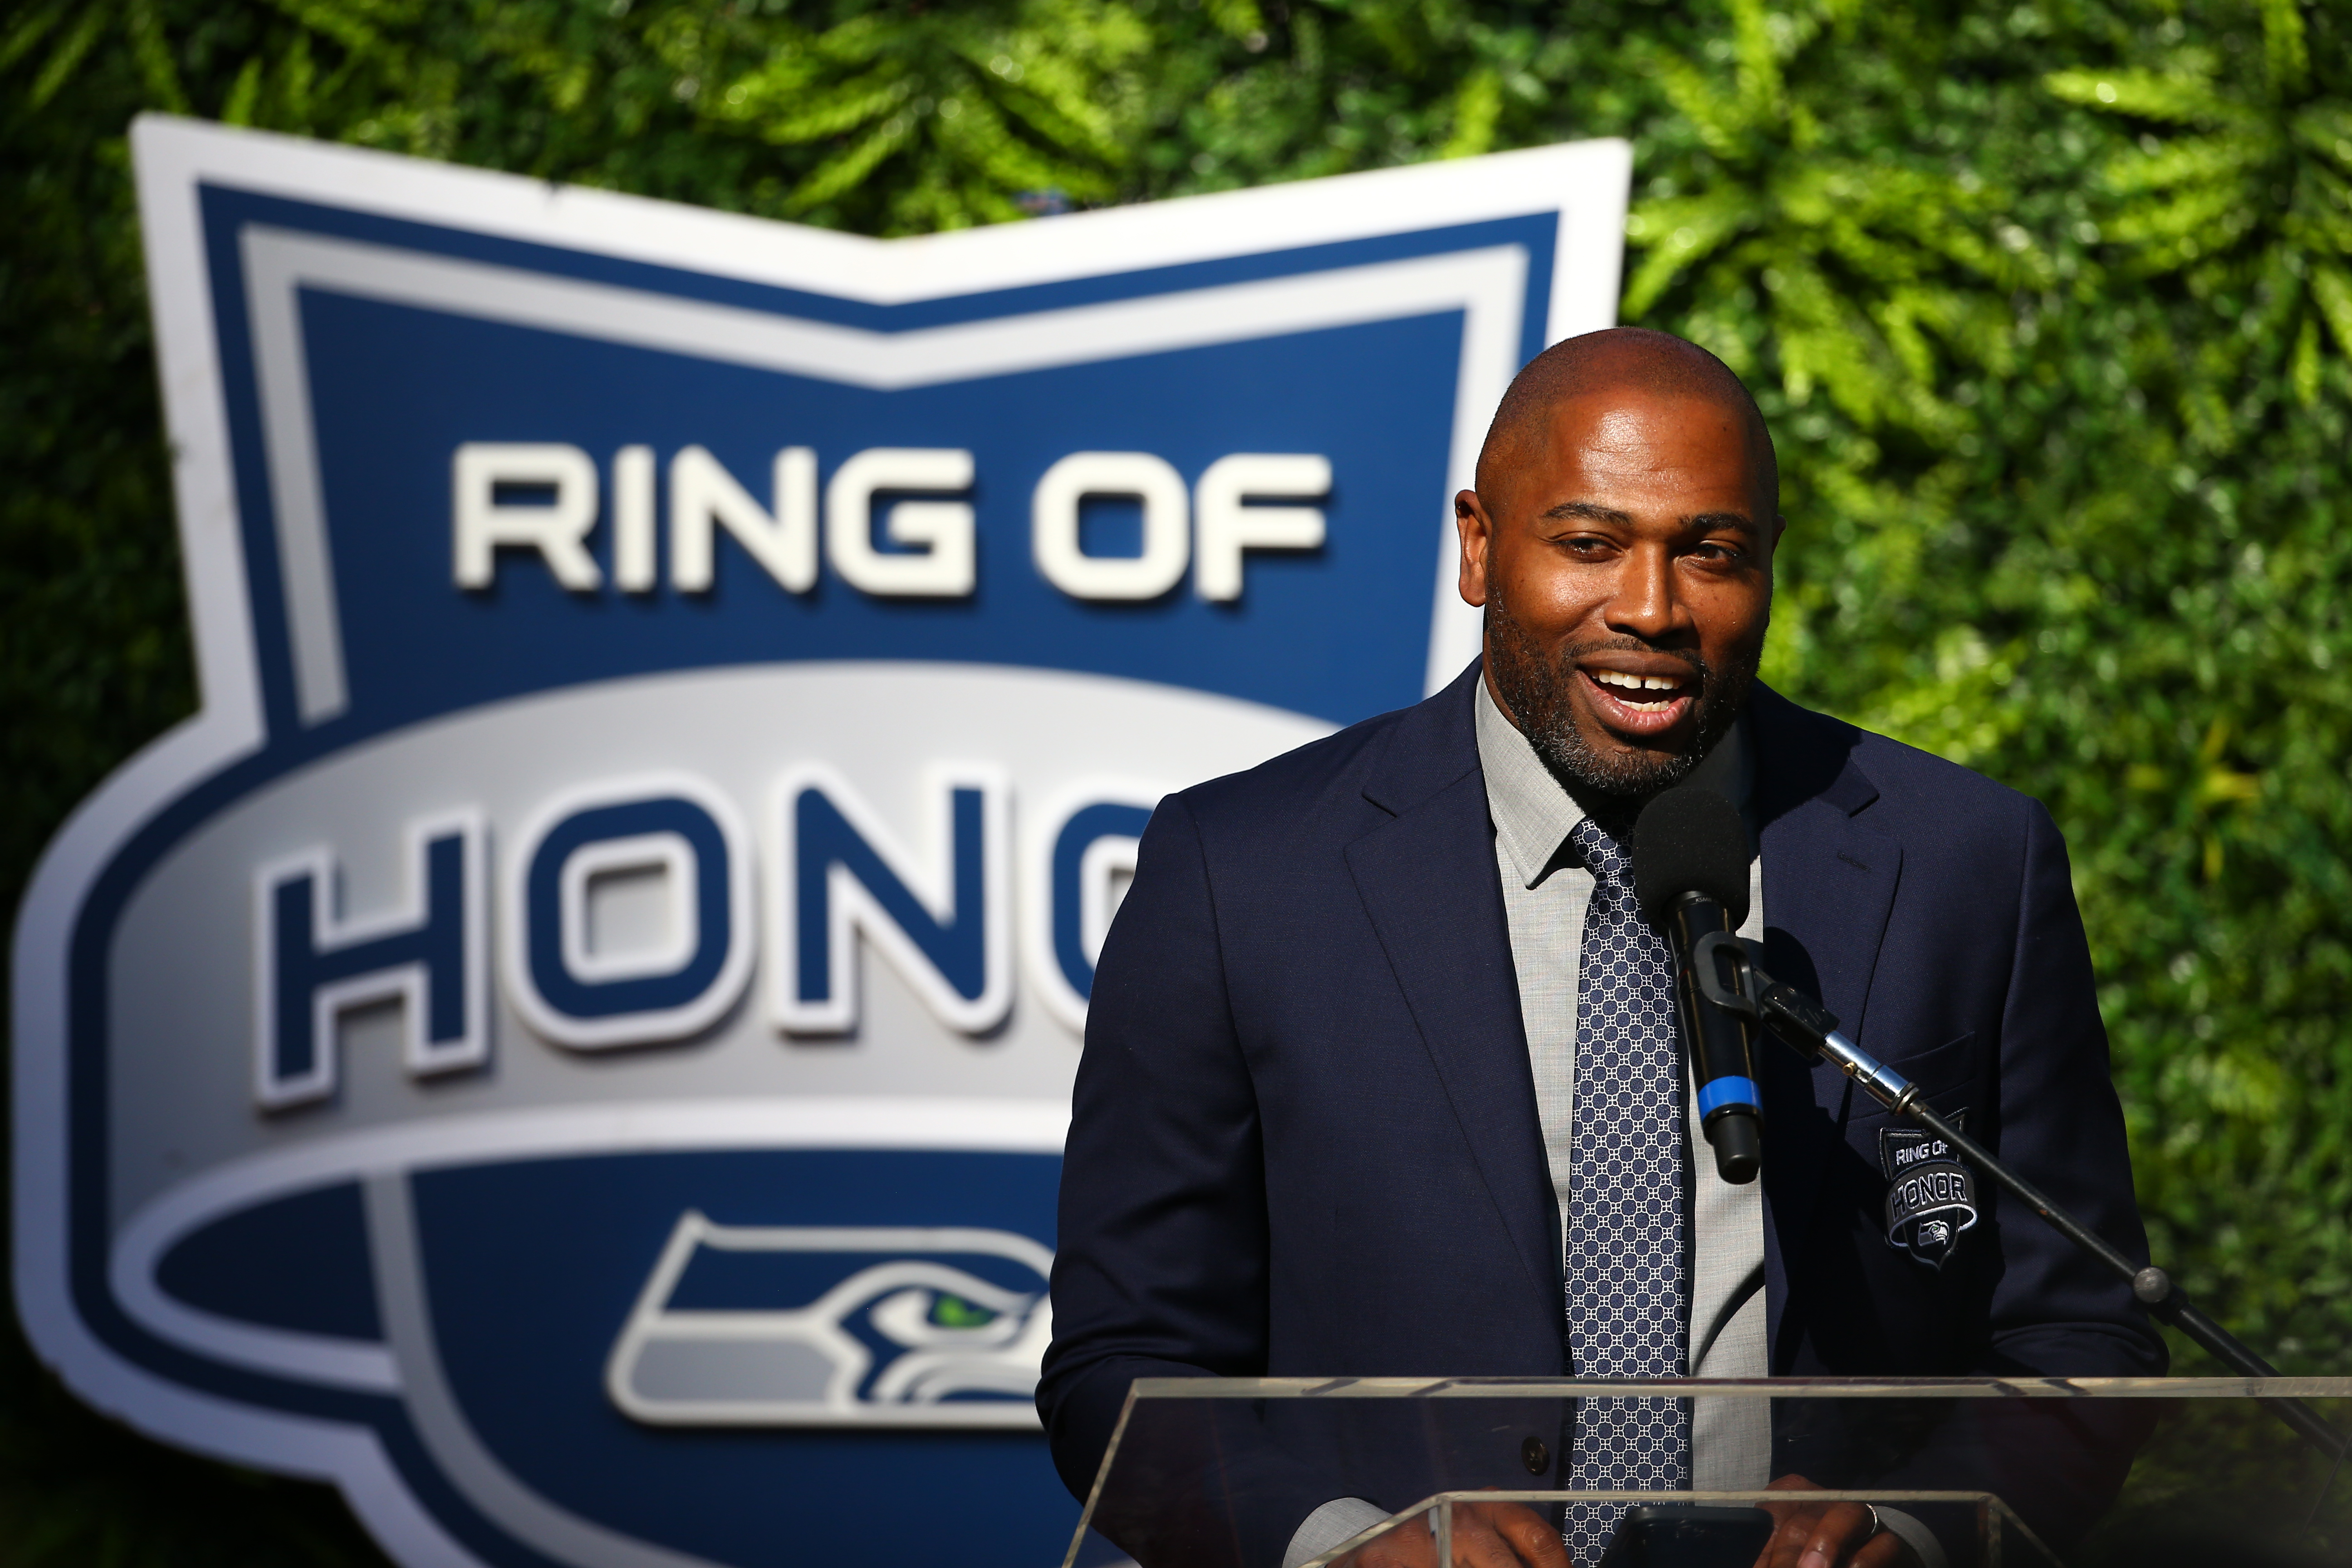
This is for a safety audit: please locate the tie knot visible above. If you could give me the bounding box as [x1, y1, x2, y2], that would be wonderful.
[1568, 817, 1632, 885]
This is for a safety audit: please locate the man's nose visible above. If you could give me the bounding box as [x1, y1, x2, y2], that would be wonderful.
[1602, 541, 1686, 643]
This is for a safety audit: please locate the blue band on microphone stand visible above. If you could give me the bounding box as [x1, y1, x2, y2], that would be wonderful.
[1696, 1077, 1760, 1119]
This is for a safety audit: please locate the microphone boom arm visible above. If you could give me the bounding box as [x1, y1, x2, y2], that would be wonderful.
[1687, 933, 2349, 1468]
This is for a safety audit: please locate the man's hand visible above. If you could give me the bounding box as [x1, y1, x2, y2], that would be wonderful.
[1753, 1475, 1921, 1568]
[1332, 1500, 1570, 1568]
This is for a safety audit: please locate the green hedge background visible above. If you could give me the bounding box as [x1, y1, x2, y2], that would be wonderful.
[4, 0, 2349, 1560]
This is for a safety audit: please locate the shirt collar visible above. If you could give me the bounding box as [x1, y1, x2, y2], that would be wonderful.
[1473, 674, 1753, 891]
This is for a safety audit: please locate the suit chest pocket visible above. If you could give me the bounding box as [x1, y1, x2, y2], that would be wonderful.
[1872, 1029, 1978, 1106]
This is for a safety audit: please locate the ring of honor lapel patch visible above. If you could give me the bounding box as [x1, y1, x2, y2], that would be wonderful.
[1879, 1114, 1978, 1269]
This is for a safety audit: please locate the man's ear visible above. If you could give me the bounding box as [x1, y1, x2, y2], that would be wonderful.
[1455, 490, 1495, 608]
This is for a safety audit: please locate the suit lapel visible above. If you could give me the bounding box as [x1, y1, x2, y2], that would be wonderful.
[1344, 668, 1559, 1315]
[1747, 686, 1902, 1362]
[1337, 676, 1906, 1359]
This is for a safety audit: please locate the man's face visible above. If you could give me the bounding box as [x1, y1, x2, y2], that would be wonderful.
[1455, 388, 1783, 799]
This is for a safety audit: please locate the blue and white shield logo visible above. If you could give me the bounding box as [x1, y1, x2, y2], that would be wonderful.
[11, 114, 1627, 1568]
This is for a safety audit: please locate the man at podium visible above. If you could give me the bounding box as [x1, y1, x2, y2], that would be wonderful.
[1039, 329, 2165, 1568]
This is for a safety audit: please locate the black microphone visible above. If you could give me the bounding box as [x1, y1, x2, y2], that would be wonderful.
[1632, 784, 1764, 1184]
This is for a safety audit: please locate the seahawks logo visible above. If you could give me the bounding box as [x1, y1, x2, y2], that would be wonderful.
[606, 1216, 1053, 1427]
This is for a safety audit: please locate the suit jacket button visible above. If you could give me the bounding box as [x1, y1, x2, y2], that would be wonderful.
[1521, 1436, 1549, 1475]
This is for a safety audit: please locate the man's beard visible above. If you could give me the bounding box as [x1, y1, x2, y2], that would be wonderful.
[1483, 587, 1757, 808]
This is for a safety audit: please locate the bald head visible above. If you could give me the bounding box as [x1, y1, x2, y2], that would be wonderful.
[1475, 328, 1777, 520]
[1453, 326, 1784, 803]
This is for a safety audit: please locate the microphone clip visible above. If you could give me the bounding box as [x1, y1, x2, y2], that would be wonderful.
[1688, 930, 1759, 1019]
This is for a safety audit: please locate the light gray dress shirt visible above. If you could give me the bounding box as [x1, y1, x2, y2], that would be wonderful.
[1467, 681, 1769, 1504]
[1281, 686, 1767, 1568]
[1278, 684, 1943, 1568]
[1471, 678, 1772, 1486]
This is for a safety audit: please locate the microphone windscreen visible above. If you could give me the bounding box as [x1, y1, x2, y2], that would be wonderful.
[1631, 784, 1752, 927]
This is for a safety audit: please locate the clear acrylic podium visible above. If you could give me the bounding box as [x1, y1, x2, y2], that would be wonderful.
[1066, 1377, 2351, 1568]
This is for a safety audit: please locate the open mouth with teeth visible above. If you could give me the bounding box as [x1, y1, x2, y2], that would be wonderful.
[1578, 665, 1700, 738]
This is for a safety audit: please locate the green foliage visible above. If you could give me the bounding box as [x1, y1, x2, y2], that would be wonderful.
[1599, 0, 2352, 1383]
[705, 1, 1151, 226]
[0, 1337, 387, 1567]
[5, 0, 2352, 1558]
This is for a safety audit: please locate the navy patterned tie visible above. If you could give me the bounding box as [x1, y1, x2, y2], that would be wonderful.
[1562, 816, 1690, 1563]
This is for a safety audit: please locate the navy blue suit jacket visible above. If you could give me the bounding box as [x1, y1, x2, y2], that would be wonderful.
[1039, 664, 2164, 1561]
